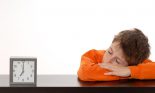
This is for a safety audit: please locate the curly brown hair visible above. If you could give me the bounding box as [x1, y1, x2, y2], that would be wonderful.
[112, 28, 150, 66]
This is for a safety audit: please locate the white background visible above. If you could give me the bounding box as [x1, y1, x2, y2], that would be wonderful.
[0, 0, 155, 75]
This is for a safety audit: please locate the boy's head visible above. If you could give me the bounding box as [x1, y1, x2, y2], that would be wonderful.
[103, 28, 150, 66]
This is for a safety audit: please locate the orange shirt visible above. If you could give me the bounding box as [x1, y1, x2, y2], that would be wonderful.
[77, 49, 155, 81]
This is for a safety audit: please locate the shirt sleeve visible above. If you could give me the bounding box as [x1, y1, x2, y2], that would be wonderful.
[129, 60, 155, 79]
[77, 49, 121, 81]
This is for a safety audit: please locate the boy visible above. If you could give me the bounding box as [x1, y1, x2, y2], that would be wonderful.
[78, 28, 155, 81]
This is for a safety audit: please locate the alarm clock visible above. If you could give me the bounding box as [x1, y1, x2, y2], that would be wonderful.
[10, 57, 37, 87]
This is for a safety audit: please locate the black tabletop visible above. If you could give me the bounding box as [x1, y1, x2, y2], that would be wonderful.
[1, 75, 155, 87]
[1, 75, 155, 93]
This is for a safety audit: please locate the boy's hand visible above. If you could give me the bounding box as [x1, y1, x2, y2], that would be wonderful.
[98, 63, 131, 77]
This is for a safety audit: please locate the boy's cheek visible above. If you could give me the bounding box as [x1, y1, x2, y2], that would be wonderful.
[103, 53, 109, 63]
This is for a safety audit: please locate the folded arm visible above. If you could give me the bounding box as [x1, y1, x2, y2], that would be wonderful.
[129, 61, 155, 79]
[77, 49, 121, 81]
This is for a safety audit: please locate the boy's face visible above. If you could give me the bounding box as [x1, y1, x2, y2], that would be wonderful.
[103, 42, 128, 66]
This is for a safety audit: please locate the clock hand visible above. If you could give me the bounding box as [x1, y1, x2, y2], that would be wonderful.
[20, 71, 23, 76]
[20, 62, 24, 76]
[23, 61, 24, 72]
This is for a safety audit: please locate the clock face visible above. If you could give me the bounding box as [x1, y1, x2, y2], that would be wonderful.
[13, 61, 35, 83]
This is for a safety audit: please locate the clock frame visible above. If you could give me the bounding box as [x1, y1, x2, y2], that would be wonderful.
[10, 57, 37, 87]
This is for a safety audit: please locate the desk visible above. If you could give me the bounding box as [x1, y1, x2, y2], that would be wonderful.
[0, 75, 155, 93]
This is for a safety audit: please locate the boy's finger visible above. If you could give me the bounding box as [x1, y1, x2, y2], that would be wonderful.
[104, 72, 115, 75]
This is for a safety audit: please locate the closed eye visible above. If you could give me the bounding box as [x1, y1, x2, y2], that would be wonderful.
[116, 59, 120, 64]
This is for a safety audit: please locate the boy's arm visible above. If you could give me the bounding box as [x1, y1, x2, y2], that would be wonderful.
[77, 49, 121, 81]
[129, 60, 155, 79]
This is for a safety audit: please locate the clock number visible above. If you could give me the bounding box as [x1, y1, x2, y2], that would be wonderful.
[30, 65, 33, 68]
[30, 74, 32, 77]
[14, 65, 17, 68]
[27, 77, 29, 80]
[32, 69, 34, 73]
